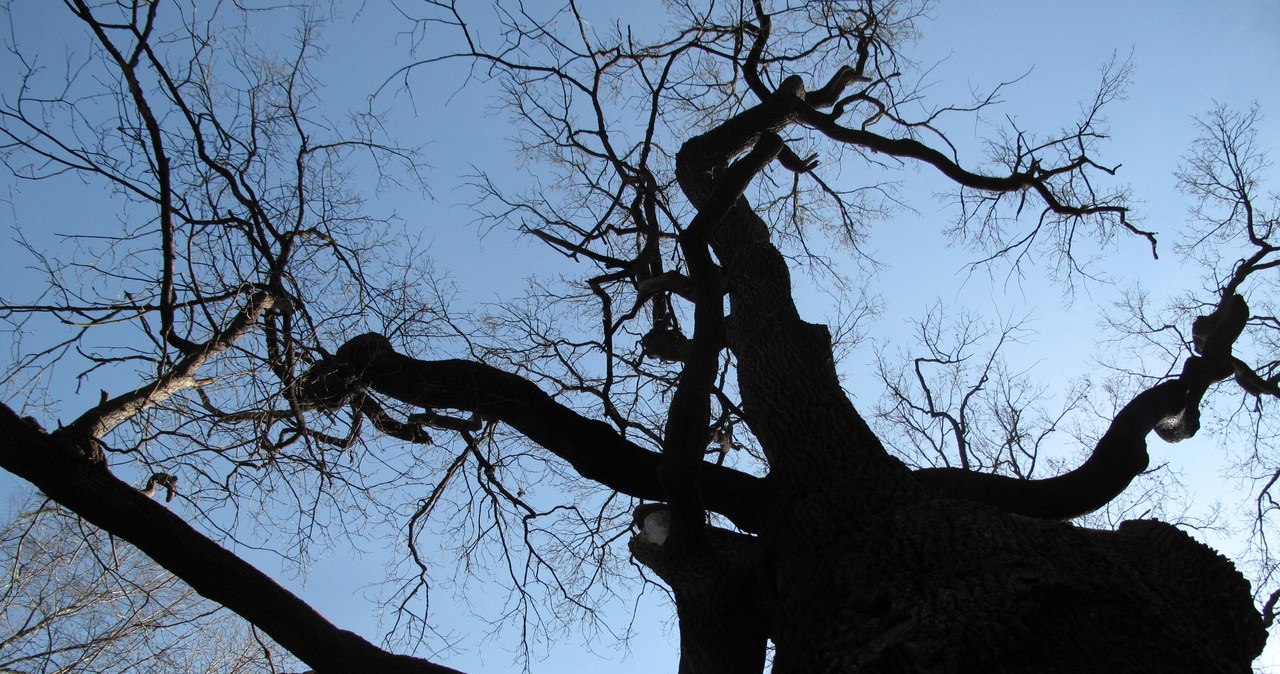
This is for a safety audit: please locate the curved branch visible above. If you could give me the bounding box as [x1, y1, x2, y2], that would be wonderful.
[297, 334, 766, 533]
[914, 379, 1180, 519]
[67, 0, 196, 355]
[917, 295, 1250, 519]
[742, 0, 772, 101]
[796, 107, 1138, 228]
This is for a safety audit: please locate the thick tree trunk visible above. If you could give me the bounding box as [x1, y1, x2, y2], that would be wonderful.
[651, 70, 1268, 673]
[630, 509, 773, 674]
[764, 496, 1263, 673]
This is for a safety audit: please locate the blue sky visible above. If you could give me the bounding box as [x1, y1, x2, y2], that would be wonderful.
[2, 1, 1280, 672]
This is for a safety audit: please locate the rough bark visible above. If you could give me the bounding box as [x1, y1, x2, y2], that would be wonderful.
[765, 498, 1264, 673]
[630, 506, 773, 674]
[651, 67, 1267, 673]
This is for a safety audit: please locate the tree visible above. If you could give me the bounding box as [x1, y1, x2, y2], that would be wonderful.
[0, 489, 300, 673]
[0, 1, 1276, 672]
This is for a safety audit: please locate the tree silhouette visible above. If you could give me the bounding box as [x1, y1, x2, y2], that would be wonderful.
[0, 490, 300, 673]
[1, 1, 1276, 672]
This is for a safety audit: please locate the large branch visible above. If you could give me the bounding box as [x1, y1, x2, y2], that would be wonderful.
[0, 404, 463, 674]
[660, 133, 785, 548]
[297, 334, 766, 533]
[916, 295, 1250, 519]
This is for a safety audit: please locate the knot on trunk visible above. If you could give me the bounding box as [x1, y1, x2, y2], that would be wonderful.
[641, 326, 691, 362]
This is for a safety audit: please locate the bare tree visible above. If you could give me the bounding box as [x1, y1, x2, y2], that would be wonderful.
[0, 1, 453, 671]
[0, 490, 299, 673]
[0, 1, 1276, 673]
[1101, 102, 1280, 628]
[872, 304, 1091, 476]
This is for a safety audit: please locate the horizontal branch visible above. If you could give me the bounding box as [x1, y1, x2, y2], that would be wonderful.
[300, 334, 767, 533]
[914, 379, 1183, 519]
[799, 108, 1124, 206]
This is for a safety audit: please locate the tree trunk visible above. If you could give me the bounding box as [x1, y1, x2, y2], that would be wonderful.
[645, 70, 1268, 673]
[764, 494, 1263, 673]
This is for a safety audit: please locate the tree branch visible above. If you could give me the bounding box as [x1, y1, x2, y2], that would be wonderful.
[917, 295, 1250, 518]
[674, 75, 909, 482]
[62, 293, 275, 444]
[660, 132, 785, 549]
[294, 334, 767, 533]
[0, 404, 463, 674]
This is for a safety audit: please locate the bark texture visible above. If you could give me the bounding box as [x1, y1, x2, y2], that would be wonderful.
[646, 68, 1267, 673]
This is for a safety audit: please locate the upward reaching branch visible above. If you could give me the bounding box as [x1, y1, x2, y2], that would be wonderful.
[62, 293, 275, 445]
[916, 294, 1252, 519]
[660, 132, 785, 549]
[0, 404, 464, 674]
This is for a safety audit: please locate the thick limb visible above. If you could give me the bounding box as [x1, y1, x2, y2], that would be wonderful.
[660, 133, 785, 549]
[675, 75, 905, 482]
[0, 404, 463, 674]
[294, 334, 767, 532]
[917, 295, 1251, 519]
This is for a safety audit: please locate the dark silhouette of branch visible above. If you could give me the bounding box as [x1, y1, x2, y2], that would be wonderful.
[292, 333, 767, 533]
[917, 295, 1250, 519]
[0, 404, 464, 674]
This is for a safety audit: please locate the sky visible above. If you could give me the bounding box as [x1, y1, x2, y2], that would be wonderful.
[2, 0, 1280, 672]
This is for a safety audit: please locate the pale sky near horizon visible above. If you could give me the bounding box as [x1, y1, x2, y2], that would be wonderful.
[2, 1, 1279, 672]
